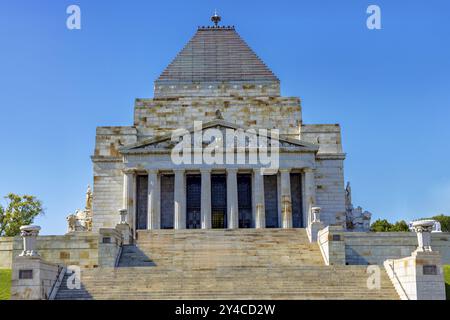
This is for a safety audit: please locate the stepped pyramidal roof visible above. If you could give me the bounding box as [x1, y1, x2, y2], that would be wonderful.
[156, 22, 279, 85]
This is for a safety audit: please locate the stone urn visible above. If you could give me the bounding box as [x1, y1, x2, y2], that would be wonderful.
[19, 225, 41, 257]
[412, 220, 435, 252]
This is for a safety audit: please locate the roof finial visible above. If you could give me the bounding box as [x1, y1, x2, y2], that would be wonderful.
[211, 10, 221, 27]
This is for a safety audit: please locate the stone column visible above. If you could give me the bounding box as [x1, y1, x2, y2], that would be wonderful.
[174, 169, 186, 230]
[304, 168, 316, 227]
[253, 168, 265, 228]
[280, 169, 292, 229]
[147, 170, 160, 230]
[200, 169, 212, 229]
[19, 225, 41, 257]
[123, 169, 135, 227]
[227, 168, 239, 229]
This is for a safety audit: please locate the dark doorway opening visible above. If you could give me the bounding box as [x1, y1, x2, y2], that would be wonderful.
[238, 174, 252, 228]
[186, 175, 201, 229]
[160, 174, 174, 229]
[290, 173, 304, 228]
[136, 175, 148, 230]
[264, 174, 279, 228]
[211, 174, 227, 229]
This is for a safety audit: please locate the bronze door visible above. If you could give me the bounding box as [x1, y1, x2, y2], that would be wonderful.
[290, 173, 304, 228]
[211, 174, 227, 229]
[136, 175, 148, 230]
[264, 175, 279, 228]
[160, 174, 174, 229]
[238, 174, 252, 228]
[186, 175, 201, 229]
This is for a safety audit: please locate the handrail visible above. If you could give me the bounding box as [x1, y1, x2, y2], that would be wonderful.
[48, 265, 67, 300]
[386, 261, 410, 300]
[114, 245, 123, 268]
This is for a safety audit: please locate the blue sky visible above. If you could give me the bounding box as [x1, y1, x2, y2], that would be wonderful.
[0, 0, 449, 235]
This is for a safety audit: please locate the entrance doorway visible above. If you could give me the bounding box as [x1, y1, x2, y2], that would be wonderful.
[290, 173, 304, 228]
[136, 175, 148, 230]
[238, 174, 252, 228]
[211, 174, 227, 229]
[264, 175, 279, 228]
[186, 175, 201, 229]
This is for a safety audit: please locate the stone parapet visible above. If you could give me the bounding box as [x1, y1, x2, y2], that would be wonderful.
[344, 232, 450, 265]
[318, 226, 346, 265]
[98, 228, 123, 267]
[384, 251, 446, 300]
[10, 256, 62, 300]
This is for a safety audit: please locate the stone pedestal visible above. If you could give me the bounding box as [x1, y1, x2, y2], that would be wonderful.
[11, 256, 60, 300]
[99, 228, 123, 267]
[384, 251, 445, 300]
[384, 220, 446, 300]
[307, 207, 324, 243]
[116, 223, 132, 245]
[317, 226, 345, 265]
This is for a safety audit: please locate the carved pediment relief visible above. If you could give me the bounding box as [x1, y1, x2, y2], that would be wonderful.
[120, 120, 318, 154]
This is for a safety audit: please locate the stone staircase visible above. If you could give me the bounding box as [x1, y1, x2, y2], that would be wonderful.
[54, 229, 399, 300]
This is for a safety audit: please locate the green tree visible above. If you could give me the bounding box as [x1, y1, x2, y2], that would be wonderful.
[390, 220, 410, 232]
[370, 219, 410, 232]
[0, 194, 44, 237]
[370, 219, 393, 232]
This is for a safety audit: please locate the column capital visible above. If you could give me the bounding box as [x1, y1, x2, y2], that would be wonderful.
[226, 168, 239, 174]
[122, 168, 137, 175]
[303, 167, 315, 173]
[173, 168, 186, 174]
[146, 169, 159, 175]
[200, 168, 212, 174]
[279, 168, 291, 174]
[253, 168, 264, 174]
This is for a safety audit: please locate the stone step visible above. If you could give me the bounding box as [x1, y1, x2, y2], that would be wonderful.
[55, 229, 399, 300]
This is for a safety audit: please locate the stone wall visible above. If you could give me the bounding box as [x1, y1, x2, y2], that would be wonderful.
[301, 124, 343, 154]
[133, 96, 302, 139]
[94, 126, 137, 158]
[154, 81, 281, 99]
[0, 237, 13, 268]
[0, 233, 99, 269]
[92, 160, 124, 232]
[315, 158, 346, 227]
[344, 232, 450, 265]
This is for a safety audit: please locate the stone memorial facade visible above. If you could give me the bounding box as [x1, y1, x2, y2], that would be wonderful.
[91, 21, 351, 240]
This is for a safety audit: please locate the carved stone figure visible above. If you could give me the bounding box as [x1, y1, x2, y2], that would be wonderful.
[66, 185, 93, 233]
[86, 185, 92, 211]
[345, 182, 372, 231]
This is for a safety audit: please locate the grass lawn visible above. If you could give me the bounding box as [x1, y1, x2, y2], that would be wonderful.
[0, 269, 12, 300]
[445, 265, 450, 300]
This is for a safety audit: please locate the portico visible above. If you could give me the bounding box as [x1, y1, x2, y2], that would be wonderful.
[121, 166, 316, 233]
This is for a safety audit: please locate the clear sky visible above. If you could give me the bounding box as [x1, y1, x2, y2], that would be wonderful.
[0, 0, 449, 235]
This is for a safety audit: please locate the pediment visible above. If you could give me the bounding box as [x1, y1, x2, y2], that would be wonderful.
[119, 120, 318, 154]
